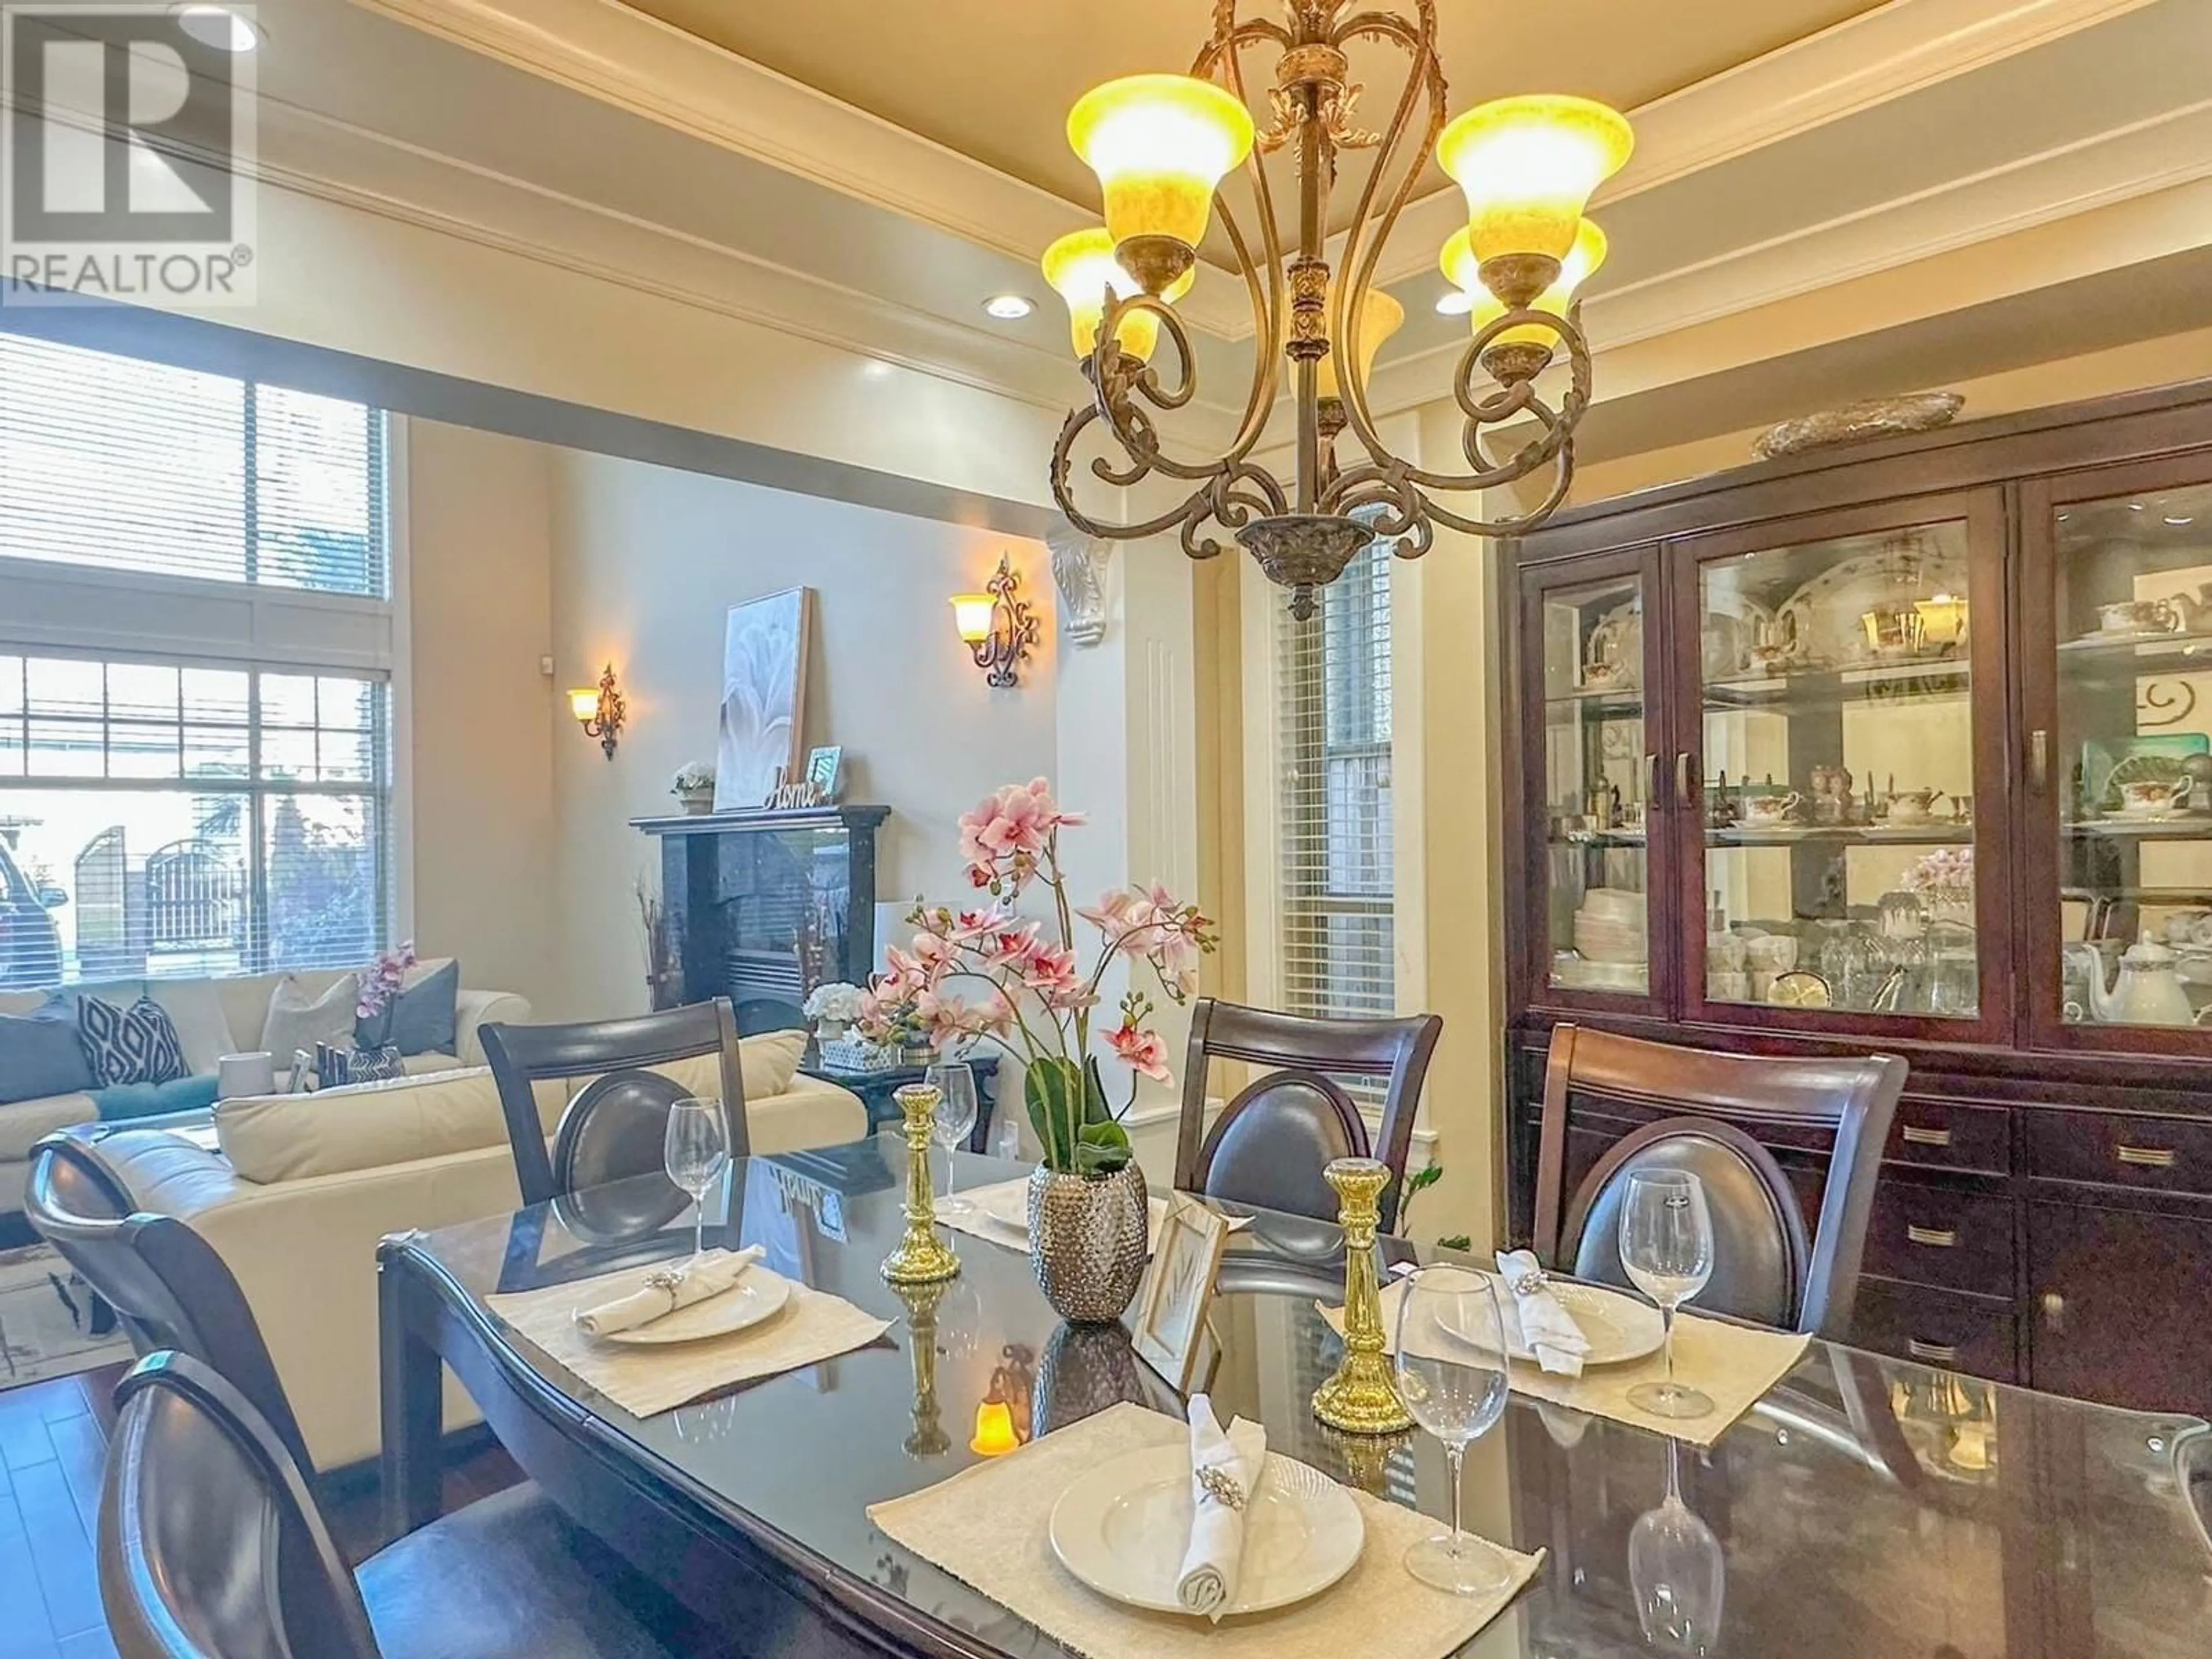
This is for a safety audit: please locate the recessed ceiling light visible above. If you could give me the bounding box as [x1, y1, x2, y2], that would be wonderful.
[983, 294, 1034, 321]
[2167, 515, 2196, 527]
[1435, 289, 1472, 316]
[171, 3, 260, 51]
[2129, 501, 2146, 512]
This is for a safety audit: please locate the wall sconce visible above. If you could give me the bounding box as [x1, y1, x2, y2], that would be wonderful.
[950, 552, 1039, 689]
[568, 664, 625, 760]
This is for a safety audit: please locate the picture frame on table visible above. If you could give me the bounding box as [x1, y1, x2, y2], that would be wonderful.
[1132, 1194, 1230, 1392]
[806, 744, 844, 801]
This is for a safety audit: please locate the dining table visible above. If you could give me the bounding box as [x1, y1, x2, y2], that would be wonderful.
[376, 1137, 2212, 1659]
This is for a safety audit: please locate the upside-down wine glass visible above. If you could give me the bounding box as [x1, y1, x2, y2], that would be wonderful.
[1618, 1169, 1716, 1419]
[662, 1097, 730, 1263]
[1393, 1264, 1514, 1596]
[926, 1062, 980, 1218]
[1628, 1438, 1726, 1654]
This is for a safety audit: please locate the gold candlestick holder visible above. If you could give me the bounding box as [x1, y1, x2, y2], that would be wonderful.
[892, 1277, 953, 1457]
[881, 1083, 961, 1286]
[1312, 1156, 1413, 1434]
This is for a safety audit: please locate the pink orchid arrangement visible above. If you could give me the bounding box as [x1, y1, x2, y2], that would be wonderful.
[858, 778, 1214, 1176]
[358, 940, 418, 1021]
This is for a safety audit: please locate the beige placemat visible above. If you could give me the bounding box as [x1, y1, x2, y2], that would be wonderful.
[487, 1263, 891, 1418]
[1320, 1281, 1809, 1449]
[869, 1402, 1541, 1659]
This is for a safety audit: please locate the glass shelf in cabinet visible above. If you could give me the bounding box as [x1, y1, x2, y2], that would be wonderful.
[1550, 828, 1647, 847]
[2055, 629, 2212, 666]
[2065, 817, 2212, 841]
[1542, 685, 1644, 715]
[1707, 825, 1975, 847]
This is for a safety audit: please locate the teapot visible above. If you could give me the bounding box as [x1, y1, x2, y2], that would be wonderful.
[1882, 787, 1946, 825]
[2066, 940, 2200, 1027]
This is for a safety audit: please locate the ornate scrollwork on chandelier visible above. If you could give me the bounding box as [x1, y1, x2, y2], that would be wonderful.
[1045, 2, 1631, 619]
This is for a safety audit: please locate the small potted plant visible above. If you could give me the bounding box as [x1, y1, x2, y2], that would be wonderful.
[858, 778, 1213, 1323]
[671, 762, 717, 815]
[802, 980, 866, 1041]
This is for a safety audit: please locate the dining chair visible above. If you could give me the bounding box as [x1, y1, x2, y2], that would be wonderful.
[24, 1132, 312, 1472]
[1533, 1022, 1906, 1339]
[481, 998, 747, 1206]
[100, 1350, 728, 1659]
[1175, 997, 1443, 1232]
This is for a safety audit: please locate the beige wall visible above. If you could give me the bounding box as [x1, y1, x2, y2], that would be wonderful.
[543, 448, 1057, 1021]
[404, 419, 559, 1010]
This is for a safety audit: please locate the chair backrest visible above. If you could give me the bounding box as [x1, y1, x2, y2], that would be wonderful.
[1561, 1117, 1812, 1330]
[1176, 998, 1443, 1232]
[24, 1135, 310, 1471]
[1534, 1023, 1907, 1339]
[100, 1351, 380, 1659]
[481, 999, 748, 1206]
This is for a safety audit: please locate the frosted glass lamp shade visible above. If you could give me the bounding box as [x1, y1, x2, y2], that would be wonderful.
[1315, 287, 1406, 400]
[1441, 216, 1608, 349]
[1040, 227, 1193, 362]
[950, 594, 997, 643]
[1435, 95, 1632, 266]
[1067, 74, 1255, 251]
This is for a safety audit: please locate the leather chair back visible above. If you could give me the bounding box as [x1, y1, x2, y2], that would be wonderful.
[1561, 1118, 1811, 1330]
[25, 1135, 310, 1472]
[100, 1351, 381, 1659]
[1534, 1024, 1907, 1339]
[1176, 998, 1442, 1231]
[482, 999, 747, 1206]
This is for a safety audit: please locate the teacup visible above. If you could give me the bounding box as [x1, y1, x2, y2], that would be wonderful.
[2118, 778, 2191, 817]
[1884, 788, 1945, 825]
[2099, 599, 2175, 636]
[1747, 934, 1800, 973]
[1740, 791, 1801, 827]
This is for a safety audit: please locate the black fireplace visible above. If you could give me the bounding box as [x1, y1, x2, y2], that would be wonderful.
[632, 805, 889, 1034]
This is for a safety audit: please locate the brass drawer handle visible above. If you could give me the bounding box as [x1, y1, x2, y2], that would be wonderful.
[1900, 1125, 1953, 1148]
[1906, 1338, 1960, 1365]
[2041, 1291, 2066, 1332]
[1906, 1224, 1959, 1249]
[2116, 1145, 2178, 1170]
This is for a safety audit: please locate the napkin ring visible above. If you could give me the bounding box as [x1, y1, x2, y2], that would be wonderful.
[1505, 1265, 1550, 1297]
[1195, 1464, 1247, 1512]
[643, 1265, 689, 1304]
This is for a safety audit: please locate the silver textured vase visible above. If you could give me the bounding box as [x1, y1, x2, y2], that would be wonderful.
[1027, 1162, 1147, 1324]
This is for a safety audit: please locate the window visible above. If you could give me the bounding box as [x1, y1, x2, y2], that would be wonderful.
[0, 336, 393, 991]
[1276, 537, 1394, 1022]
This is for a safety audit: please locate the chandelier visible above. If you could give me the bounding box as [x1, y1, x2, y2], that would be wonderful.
[1042, 3, 1633, 618]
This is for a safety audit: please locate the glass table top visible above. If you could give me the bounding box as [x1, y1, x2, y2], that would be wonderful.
[397, 1138, 2212, 1659]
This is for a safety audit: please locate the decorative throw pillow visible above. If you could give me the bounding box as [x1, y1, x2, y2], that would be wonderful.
[263, 974, 359, 1062]
[75, 995, 188, 1088]
[356, 957, 459, 1056]
[0, 998, 96, 1104]
[146, 979, 236, 1077]
[316, 1040, 406, 1089]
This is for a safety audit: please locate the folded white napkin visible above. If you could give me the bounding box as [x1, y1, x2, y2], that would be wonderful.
[574, 1246, 765, 1338]
[1498, 1249, 1590, 1377]
[1176, 1393, 1266, 1622]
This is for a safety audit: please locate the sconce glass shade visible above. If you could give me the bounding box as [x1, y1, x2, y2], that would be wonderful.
[567, 687, 601, 722]
[1041, 228, 1194, 363]
[1314, 287, 1406, 400]
[1435, 95, 1632, 266]
[1441, 216, 1607, 346]
[1067, 74, 1255, 252]
[950, 593, 997, 643]
[970, 1397, 1020, 1456]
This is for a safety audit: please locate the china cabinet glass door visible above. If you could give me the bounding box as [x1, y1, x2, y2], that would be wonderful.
[2025, 457, 2212, 1052]
[1521, 548, 1670, 1012]
[1672, 493, 2011, 1041]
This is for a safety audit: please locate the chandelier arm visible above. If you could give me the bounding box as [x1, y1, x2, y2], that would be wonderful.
[1362, 308, 1592, 495]
[1086, 300, 1252, 487]
[1200, 8, 1289, 465]
[1412, 446, 1577, 537]
[1327, 3, 1449, 472]
[1051, 403, 1225, 544]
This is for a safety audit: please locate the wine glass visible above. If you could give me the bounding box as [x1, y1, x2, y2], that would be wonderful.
[1393, 1264, 1514, 1596]
[1618, 1169, 1716, 1419]
[662, 1097, 730, 1262]
[1629, 1440, 1726, 1654]
[925, 1062, 980, 1217]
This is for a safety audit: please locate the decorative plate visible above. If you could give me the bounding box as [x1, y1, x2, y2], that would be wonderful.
[1771, 532, 1968, 672]
[1753, 392, 1964, 460]
[589, 1271, 791, 1346]
[1453, 1281, 1666, 1367]
[1048, 1445, 1365, 1618]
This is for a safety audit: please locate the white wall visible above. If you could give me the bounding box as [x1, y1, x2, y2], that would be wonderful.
[542, 448, 1058, 1021]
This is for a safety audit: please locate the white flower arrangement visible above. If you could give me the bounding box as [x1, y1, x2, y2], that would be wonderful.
[671, 762, 716, 795]
[803, 981, 867, 1024]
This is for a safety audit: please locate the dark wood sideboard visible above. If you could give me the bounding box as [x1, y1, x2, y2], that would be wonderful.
[1503, 378, 2212, 1417]
[632, 805, 888, 1035]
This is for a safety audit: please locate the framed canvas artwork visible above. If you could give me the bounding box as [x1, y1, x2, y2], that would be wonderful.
[715, 586, 812, 809]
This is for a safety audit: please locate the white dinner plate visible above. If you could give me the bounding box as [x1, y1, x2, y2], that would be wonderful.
[592, 1271, 792, 1346]
[978, 1182, 1031, 1234]
[1049, 1445, 1364, 1617]
[1446, 1281, 1665, 1368]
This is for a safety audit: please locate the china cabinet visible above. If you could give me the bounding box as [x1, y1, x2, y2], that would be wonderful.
[1504, 377, 2212, 1416]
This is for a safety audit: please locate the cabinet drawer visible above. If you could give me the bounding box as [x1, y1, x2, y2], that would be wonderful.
[1850, 1278, 2017, 1383]
[2027, 1112, 2212, 1196]
[1884, 1100, 2010, 1175]
[1862, 1181, 2013, 1294]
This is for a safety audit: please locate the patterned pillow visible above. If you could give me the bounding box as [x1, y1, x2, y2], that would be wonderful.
[76, 995, 189, 1088]
[315, 1041, 406, 1089]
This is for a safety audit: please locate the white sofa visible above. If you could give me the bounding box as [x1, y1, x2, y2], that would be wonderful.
[0, 969, 529, 1214]
[94, 1032, 867, 1471]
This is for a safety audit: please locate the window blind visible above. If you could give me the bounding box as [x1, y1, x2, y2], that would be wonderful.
[1275, 535, 1394, 1022]
[0, 335, 386, 596]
